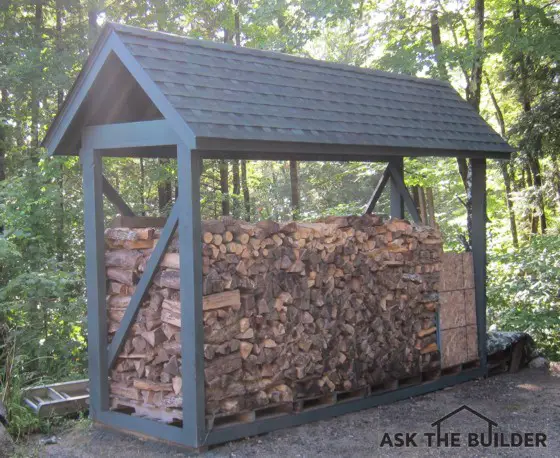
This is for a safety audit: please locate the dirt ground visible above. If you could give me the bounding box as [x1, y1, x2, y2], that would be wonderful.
[15, 366, 560, 457]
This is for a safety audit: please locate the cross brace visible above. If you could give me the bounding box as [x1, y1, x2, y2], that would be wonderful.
[364, 161, 420, 223]
[107, 200, 180, 367]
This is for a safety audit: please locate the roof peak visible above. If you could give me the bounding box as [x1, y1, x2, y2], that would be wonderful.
[105, 22, 451, 89]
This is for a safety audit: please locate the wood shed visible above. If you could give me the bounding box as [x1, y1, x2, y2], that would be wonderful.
[42, 23, 512, 450]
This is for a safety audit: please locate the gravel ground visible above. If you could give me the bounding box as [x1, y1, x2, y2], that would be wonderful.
[15, 366, 560, 458]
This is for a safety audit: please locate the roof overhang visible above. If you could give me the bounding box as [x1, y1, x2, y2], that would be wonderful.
[43, 23, 512, 161]
[194, 138, 511, 161]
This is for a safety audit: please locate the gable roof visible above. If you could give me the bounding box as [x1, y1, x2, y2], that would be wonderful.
[43, 23, 512, 158]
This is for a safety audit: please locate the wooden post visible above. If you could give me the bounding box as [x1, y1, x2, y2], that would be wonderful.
[390, 158, 404, 219]
[81, 145, 109, 416]
[177, 144, 206, 446]
[471, 158, 487, 371]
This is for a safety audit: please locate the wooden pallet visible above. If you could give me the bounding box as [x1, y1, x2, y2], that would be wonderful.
[110, 396, 183, 424]
[110, 362, 485, 430]
[442, 359, 480, 376]
[23, 379, 89, 418]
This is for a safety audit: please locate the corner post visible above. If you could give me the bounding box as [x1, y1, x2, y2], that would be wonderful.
[80, 145, 109, 416]
[177, 144, 206, 446]
[471, 158, 487, 372]
[390, 157, 405, 218]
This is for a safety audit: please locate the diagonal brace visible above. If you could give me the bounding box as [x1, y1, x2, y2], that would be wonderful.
[107, 200, 180, 367]
[102, 176, 135, 217]
[365, 165, 390, 214]
[387, 161, 420, 223]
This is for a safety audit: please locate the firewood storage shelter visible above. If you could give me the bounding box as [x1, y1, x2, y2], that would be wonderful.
[42, 23, 512, 449]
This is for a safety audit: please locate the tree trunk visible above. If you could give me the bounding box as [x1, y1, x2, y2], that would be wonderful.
[513, 0, 545, 234]
[467, 0, 485, 110]
[527, 151, 546, 234]
[425, 187, 437, 229]
[289, 161, 300, 220]
[524, 163, 538, 234]
[486, 75, 519, 247]
[88, 4, 100, 52]
[418, 187, 428, 225]
[31, 0, 43, 155]
[158, 160, 173, 214]
[241, 159, 250, 221]
[459, 0, 484, 250]
[0, 123, 6, 235]
[234, 0, 241, 46]
[429, 10, 449, 81]
[551, 157, 560, 211]
[0, 90, 7, 186]
[220, 160, 230, 216]
[140, 159, 146, 216]
[55, 0, 65, 262]
[232, 160, 241, 218]
[500, 162, 519, 246]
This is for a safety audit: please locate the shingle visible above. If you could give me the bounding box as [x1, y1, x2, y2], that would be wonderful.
[111, 24, 512, 155]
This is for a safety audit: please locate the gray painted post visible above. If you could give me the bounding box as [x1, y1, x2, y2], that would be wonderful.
[387, 161, 420, 223]
[177, 144, 206, 446]
[81, 146, 109, 416]
[389, 158, 404, 219]
[471, 158, 487, 372]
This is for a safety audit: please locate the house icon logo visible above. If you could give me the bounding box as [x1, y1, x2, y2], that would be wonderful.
[429, 405, 498, 448]
[379, 404, 547, 449]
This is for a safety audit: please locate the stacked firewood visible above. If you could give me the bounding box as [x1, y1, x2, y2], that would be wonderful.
[105, 215, 442, 421]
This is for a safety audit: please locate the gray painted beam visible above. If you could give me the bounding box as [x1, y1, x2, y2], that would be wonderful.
[387, 162, 420, 223]
[84, 120, 180, 150]
[471, 158, 488, 372]
[195, 139, 512, 161]
[102, 176, 135, 217]
[177, 145, 206, 447]
[96, 145, 177, 158]
[97, 411, 188, 446]
[107, 202, 179, 367]
[389, 158, 405, 219]
[364, 165, 390, 214]
[81, 146, 109, 416]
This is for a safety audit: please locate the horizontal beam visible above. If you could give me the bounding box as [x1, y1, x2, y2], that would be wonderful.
[195, 138, 512, 161]
[84, 120, 180, 150]
[198, 150, 396, 163]
[97, 411, 188, 447]
[99, 145, 177, 158]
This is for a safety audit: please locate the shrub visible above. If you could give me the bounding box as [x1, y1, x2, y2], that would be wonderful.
[488, 235, 560, 360]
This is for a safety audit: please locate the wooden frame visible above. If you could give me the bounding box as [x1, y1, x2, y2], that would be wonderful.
[47, 27, 498, 450]
[79, 120, 489, 449]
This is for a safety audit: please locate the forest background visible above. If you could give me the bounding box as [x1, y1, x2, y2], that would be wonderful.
[0, 0, 559, 435]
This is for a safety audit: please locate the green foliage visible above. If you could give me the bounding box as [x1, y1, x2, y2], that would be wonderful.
[488, 236, 560, 360]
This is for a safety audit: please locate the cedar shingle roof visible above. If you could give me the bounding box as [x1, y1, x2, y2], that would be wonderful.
[111, 24, 511, 155]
